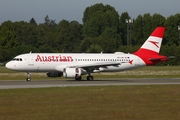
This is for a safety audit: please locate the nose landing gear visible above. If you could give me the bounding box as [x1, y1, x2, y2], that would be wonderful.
[26, 72, 31, 81]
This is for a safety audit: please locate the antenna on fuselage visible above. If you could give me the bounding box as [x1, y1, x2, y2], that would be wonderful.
[30, 51, 32, 54]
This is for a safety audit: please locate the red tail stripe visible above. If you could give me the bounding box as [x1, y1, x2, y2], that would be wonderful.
[150, 27, 165, 38]
[133, 48, 167, 66]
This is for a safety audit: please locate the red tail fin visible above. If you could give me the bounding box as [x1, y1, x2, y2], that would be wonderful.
[133, 27, 167, 65]
[134, 27, 165, 56]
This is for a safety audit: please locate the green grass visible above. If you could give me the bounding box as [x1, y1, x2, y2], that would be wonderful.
[1, 66, 180, 119]
[0, 66, 17, 73]
[0, 85, 180, 120]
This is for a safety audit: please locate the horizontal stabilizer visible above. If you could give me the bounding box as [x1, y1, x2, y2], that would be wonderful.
[168, 56, 175, 59]
[148, 58, 163, 62]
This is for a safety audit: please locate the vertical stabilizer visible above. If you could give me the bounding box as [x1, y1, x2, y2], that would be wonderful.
[134, 27, 165, 55]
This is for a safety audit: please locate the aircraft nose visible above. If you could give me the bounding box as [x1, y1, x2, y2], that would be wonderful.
[5, 62, 10, 69]
[5, 62, 13, 70]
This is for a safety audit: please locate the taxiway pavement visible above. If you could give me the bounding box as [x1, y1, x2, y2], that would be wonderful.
[0, 78, 180, 89]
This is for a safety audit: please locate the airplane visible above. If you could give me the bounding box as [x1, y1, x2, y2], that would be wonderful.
[5, 26, 168, 81]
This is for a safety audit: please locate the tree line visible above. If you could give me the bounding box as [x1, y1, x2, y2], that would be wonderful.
[0, 3, 180, 65]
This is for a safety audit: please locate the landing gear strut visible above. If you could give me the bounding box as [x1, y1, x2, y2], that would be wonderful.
[26, 72, 31, 81]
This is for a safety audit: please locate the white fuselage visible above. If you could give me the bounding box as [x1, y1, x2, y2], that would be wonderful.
[5, 52, 146, 73]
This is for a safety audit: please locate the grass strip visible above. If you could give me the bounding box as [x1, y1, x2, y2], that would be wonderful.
[0, 85, 180, 120]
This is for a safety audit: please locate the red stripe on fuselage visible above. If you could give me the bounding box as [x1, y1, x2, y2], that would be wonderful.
[133, 48, 167, 65]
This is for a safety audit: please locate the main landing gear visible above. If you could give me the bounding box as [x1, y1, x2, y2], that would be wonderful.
[26, 72, 31, 81]
[86, 73, 94, 80]
[86, 75, 94, 81]
[75, 75, 94, 81]
[75, 76, 82, 80]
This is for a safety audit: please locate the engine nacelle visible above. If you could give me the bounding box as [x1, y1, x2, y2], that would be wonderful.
[46, 72, 63, 77]
[63, 68, 82, 78]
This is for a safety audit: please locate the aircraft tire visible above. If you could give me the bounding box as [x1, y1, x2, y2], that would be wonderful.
[26, 78, 31, 82]
[87, 76, 94, 81]
[75, 76, 82, 81]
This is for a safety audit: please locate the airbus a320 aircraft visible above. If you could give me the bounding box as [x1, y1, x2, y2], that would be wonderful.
[6, 27, 168, 81]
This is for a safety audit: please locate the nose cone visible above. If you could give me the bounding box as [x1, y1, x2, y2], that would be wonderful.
[5, 62, 14, 70]
[6, 61, 22, 71]
[5, 61, 17, 70]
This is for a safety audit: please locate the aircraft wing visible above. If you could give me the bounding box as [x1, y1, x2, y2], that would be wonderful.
[55, 62, 130, 72]
[68, 62, 121, 68]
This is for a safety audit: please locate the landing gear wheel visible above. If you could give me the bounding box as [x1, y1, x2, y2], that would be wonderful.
[26, 78, 31, 81]
[75, 76, 82, 81]
[87, 76, 94, 81]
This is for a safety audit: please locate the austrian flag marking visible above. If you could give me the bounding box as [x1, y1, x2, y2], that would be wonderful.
[149, 41, 159, 48]
[129, 60, 133, 65]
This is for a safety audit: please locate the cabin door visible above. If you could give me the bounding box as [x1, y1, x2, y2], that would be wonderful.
[28, 55, 34, 66]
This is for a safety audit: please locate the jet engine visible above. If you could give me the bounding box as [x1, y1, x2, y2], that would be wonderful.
[46, 72, 63, 77]
[63, 68, 82, 78]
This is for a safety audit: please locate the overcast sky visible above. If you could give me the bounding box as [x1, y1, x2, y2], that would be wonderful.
[0, 0, 179, 24]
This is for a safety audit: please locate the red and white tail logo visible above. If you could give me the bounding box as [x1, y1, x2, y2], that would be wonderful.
[134, 27, 165, 55]
[133, 27, 167, 65]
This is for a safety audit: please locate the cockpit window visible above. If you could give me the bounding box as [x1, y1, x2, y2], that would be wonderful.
[12, 58, 22, 61]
